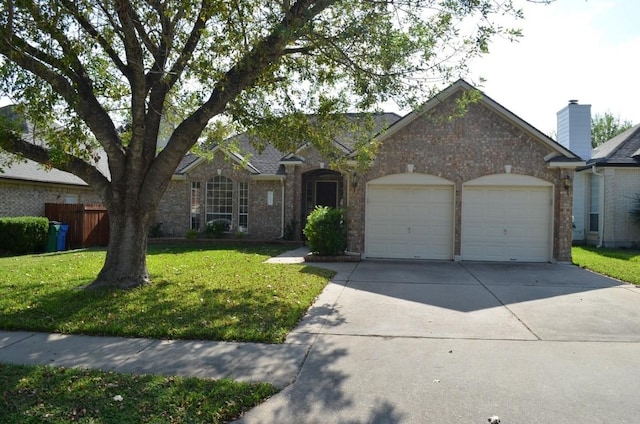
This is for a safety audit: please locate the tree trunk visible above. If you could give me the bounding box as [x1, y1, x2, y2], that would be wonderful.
[86, 206, 153, 290]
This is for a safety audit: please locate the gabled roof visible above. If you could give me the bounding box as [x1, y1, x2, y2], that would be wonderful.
[176, 134, 288, 177]
[1, 157, 89, 186]
[176, 113, 401, 177]
[0, 105, 88, 186]
[587, 123, 640, 167]
[295, 113, 401, 154]
[367, 79, 581, 162]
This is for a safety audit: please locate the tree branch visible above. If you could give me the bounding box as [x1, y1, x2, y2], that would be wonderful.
[59, 0, 130, 78]
[114, 0, 146, 89]
[148, 0, 336, 197]
[284, 46, 314, 55]
[0, 129, 111, 201]
[0, 32, 125, 167]
[129, 6, 161, 60]
[162, 1, 210, 91]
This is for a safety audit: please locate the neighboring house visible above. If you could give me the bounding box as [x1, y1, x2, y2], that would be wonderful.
[560, 104, 640, 247]
[0, 158, 102, 217]
[158, 79, 582, 262]
[0, 105, 105, 217]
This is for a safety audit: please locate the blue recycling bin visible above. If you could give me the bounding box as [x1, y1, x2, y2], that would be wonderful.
[57, 224, 69, 251]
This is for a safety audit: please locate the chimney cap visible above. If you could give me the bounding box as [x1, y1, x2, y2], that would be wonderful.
[568, 99, 579, 105]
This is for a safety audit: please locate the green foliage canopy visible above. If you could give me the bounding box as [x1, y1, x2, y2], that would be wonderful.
[0, 1, 524, 183]
[591, 111, 633, 148]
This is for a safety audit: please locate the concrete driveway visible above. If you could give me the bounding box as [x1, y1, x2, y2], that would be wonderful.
[236, 261, 640, 424]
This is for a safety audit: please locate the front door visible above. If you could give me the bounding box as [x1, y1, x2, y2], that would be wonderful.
[315, 181, 338, 208]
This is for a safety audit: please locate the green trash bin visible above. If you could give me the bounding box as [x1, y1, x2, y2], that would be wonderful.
[47, 221, 61, 252]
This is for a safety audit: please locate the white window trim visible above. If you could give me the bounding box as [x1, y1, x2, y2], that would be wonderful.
[206, 176, 234, 231]
[238, 181, 248, 232]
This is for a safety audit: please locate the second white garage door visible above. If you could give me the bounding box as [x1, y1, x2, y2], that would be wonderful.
[462, 184, 552, 262]
[365, 183, 454, 260]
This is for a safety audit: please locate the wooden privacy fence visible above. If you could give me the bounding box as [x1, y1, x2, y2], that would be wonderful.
[45, 203, 109, 249]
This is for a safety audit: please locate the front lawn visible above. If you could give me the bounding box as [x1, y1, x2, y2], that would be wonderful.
[572, 245, 640, 285]
[0, 245, 334, 343]
[0, 362, 277, 423]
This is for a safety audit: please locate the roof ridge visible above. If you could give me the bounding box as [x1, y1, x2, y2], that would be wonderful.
[593, 123, 640, 160]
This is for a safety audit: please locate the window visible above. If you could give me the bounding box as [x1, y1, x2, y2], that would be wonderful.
[589, 174, 600, 232]
[190, 182, 201, 230]
[64, 195, 78, 204]
[206, 176, 233, 231]
[238, 182, 248, 232]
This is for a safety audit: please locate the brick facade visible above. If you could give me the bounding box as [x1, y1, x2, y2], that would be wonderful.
[0, 179, 101, 217]
[157, 152, 284, 239]
[346, 94, 573, 262]
[159, 83, 576, 261]
[600, 168, 640, 248]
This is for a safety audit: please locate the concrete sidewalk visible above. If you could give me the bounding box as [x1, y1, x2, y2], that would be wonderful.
[0, 330, 310, 388]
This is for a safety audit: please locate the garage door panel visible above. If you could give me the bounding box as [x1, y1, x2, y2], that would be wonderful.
[462, 185, 551, 262]
[366, 185, 454, 260]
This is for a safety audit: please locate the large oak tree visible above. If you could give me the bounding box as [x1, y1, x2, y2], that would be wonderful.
[0, 0, 523, 289]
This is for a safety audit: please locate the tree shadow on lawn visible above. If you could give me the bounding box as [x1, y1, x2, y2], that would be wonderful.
[0, 279, 325, 343]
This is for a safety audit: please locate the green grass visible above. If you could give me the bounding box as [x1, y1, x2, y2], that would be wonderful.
[0, 245, 330, 421]
[0, 362, 278, 423]
[572, 245, 640, 285]
[0, 244, 334, 343]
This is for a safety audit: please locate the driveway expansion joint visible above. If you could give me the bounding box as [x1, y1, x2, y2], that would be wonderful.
[459, 263, 542, 341]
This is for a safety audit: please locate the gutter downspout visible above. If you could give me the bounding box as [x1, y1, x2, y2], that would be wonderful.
[280, 178, 285, 239]
[592, 165, 604, 247]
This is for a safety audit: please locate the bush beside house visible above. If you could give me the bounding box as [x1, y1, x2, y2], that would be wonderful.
[303, 206, 347, 256]
[0, 216, 49, 254]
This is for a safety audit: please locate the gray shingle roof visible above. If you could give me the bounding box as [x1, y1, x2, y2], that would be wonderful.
[0, 106, 88, 186]
[588, 123, 640, 166]
[176, 112, 402, 176]
[1, 157, 89, 186]
[1, 105, 111, 185]
[331, 113, 402, 152]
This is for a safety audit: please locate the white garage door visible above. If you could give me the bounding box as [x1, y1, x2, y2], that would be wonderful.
[462, 185, 552, 262]
[366, 184, 454, 260]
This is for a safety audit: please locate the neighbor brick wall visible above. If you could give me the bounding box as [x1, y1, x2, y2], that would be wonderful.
[602, 168, 640, 248]
[0, 179, 101, 217]
[346, 92, 573, 262]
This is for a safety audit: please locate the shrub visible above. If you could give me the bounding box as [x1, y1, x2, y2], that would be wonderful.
[185, 229, 198, 239]
[149, 222, 163, 238]
[303, 206, 346, 256]
[0, 216, 49, 254]
[205, 221, 225, 239]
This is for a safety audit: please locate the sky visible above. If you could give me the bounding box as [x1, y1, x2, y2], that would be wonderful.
[466, 0, 640, 136]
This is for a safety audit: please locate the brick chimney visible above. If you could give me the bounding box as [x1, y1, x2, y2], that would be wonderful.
[556, 100, 592, 160]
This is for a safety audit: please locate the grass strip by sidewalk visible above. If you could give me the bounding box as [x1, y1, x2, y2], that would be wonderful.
[572, 246, 640, 285]
[0, 245, 334, 343]
[0, 362, 277, 423]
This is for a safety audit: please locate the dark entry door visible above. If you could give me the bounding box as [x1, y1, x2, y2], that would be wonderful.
[315, 181, 338, 208]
